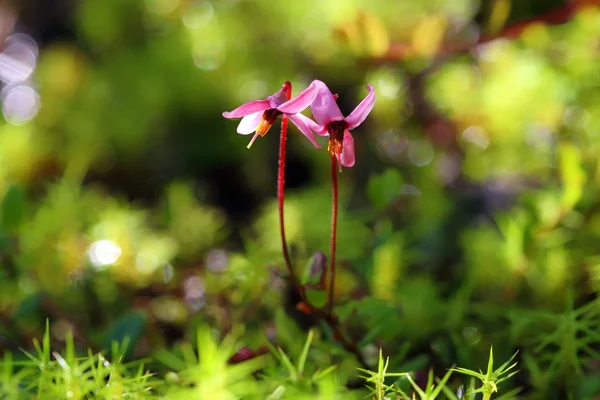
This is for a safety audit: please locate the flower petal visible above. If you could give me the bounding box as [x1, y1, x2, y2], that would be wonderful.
[291, 110, 328, 136]
[314, 124, 329, 136]
[309, 80, 344, 126]
[339, 130, 355, 167]
[276, 80, 320, 114]
[345, 84, 375, 130]
[267, 81, 292, 108]
[223, 100, 271, 119]
[237, 111, 264, 134]
[288, 113, 322, 149]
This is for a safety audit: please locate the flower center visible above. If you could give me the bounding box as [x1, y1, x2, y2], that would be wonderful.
[327, 120, 347, 155]
[256, 109, 283, 136]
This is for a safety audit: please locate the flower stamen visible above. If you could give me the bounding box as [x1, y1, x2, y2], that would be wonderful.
[256, 109, 283, 136]
[326, 121, 346, 156]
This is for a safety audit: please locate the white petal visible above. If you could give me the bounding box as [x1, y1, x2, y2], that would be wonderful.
[237, 111, 264, 134]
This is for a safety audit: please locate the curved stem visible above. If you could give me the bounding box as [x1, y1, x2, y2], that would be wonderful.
[328, 154, 339, 315]
[278, 113, 305, 300]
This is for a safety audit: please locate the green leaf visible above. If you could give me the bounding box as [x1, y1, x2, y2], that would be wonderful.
[297, 329, 314, 376]
[305, 289, 327, 308]
[486, 346, 494, 378]
[405, 372, 426, 398]
[0, 185, 27, 234]
[431, 368, 453, 398]
[367, 168, 403, 210]
[559, 143, 586, 211]
[276, 347, 297, 381]
[449, 367, 484, 380]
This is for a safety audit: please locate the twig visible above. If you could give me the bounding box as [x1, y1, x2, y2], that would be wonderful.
[374, 0, 600, 63]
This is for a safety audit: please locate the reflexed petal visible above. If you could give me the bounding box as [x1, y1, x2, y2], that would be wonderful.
[288, 113, 322, 149]
[309, 80, 344, 126]
[294, 111, 327, 135]
[267, 81, 292, 108]
[222, 100, 271, 118]
[345, 84, 375, 130]
[237, 111, 263, 134]
[340, 130, 355, 167]
[314, 124, 330, 136]
[277, 80, 320, 114]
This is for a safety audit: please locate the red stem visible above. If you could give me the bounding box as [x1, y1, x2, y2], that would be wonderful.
[328, 154, 339, 315]
[275, 83, 367, 368]
[278, 105, 305, 300]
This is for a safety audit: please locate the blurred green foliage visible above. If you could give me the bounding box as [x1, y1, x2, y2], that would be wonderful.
[2, 0, 600, 398]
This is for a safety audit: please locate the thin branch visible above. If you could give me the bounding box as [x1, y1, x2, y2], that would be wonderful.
[374, 0, 600, 63]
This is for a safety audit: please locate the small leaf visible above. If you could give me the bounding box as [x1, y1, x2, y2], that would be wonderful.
[559, 143, 586, 211]
[297, 329, 314, 376]
[495, 351, 519, 375]
[486, 346, 494, 378]
[405, 372, 426, 398]
[313, 364, 337, 381]
[305, 289, 327, 308]
[431, 368, 454, 398]
[277, 347, 297, 381]
[449, 367, 485, 380]
[266, 386, 286, 400]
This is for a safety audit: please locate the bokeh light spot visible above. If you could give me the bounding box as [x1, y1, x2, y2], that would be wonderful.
[0, 33, 37, 84]
[377, 129, 408, 163]
[145, 0, 179, 16]
[163, 263, 174, 283]
[239, 79, 267, 103]
[193, 47, 224, 71]
[206, 248, 228, 273]
[181, 2, 214, 29]
[377, 70, 403, 99]
[88, 240, 122, 267]
[1, 84, 40, 125]
[407, 140, 434, 166]
[400, 184, 421, 196]
[461, 126, 489, 149]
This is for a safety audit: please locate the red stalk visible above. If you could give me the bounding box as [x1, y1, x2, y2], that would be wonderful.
[328, 154, 339, 314]
[277, 83, 305, 300]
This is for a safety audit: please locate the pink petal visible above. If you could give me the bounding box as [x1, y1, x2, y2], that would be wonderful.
[288, 114, 322, 149]
[276, 80, 320, 114]
[308, 80, 344, 127]
[345, 84, 375, 130]
[222, 100, 271, 119]
[236, 111, 263, 134]
[292, 111, 327, 135]
[267, 82, 292, 108]
[339, 130, 355, 167]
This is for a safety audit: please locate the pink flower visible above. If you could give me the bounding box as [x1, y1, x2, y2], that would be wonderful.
[222, 81, 321, 149]
[278, 80, 375, 167]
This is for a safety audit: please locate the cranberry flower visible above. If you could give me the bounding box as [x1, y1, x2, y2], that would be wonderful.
[278, 80, 375, 167]
[222, 81, 320, 149]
